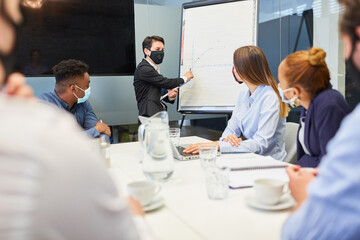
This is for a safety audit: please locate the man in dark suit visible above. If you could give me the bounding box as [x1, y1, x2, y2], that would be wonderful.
[133, 36, 194, 117]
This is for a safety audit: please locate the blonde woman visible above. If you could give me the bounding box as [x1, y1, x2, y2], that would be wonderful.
[184, 46, 289, 161]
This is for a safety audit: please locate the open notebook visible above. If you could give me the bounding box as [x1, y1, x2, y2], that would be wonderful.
[216, 154, 290, 189]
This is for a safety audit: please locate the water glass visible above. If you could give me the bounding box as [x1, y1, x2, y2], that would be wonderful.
[204, 166, 230, 200]
[100, 136, 111, 168]
[199, 145, 218, 168]
[169, 128, 180, 146]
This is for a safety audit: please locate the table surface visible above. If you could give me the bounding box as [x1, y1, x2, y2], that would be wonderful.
[108, 136, 291, 240]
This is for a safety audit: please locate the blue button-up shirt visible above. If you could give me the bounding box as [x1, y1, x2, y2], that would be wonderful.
[282, 104, 360, 239]
[219, 85, 286, 161]
[38, 91, 110, 142]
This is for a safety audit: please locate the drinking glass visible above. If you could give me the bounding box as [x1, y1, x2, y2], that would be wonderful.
[204, 166, 230, 200]
[100, 135, 111, 168]
[169, 128, 180, 146]
[199, 145, 218, 168]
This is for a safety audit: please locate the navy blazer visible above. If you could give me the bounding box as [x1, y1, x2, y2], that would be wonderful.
[297, 89, 351, 167]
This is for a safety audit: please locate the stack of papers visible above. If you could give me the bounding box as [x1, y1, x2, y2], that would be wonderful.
[216, 154, 290, 189]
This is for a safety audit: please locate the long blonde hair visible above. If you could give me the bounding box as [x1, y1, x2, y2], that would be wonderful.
[233, 46, 290, 118]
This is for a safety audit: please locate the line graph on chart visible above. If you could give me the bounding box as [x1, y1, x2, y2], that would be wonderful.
[190, 46, 232, 70]
[179, 36, 240, 107]
[182, 38, 235, 73]
[178, 0, 255, 108]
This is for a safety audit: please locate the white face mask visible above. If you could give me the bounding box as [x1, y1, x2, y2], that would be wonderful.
[278, 86, 301, 107]
[278, 86, 294, 104]
[73, 85, 91, 104]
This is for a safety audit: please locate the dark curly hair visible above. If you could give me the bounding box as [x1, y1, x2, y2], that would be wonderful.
[52, 59, 89, 84]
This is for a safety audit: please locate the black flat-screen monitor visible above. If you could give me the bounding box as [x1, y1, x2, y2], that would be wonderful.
[16, 0, 135, 76]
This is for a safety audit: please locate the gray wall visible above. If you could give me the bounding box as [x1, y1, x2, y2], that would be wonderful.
[27, 4, 223, 126]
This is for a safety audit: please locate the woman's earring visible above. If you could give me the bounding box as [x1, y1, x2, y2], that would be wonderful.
[290, 96, 300, 108]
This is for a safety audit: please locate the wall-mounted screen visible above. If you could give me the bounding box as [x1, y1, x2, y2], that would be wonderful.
[16, 0, 135, 76]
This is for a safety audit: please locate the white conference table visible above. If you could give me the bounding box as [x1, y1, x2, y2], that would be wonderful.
[108, 136, 291, 240]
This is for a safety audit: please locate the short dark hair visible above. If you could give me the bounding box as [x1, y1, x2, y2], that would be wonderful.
[142, 36, 165, 58]
[52, 59, 89, 84]
[339, 0, 360, 41]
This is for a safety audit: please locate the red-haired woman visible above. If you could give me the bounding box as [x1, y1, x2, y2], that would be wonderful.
[278, 47, 351, 167]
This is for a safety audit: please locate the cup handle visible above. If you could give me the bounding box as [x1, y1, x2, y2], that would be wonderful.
[138, 124, 145, 145]
[154, 184, 162, 197]
[138, 124, 146, 163]
[283, 183, 291, 195]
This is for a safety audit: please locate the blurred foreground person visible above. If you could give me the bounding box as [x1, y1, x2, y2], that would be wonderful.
[282, 0, 360, 239]
[0, 0, 152, 239]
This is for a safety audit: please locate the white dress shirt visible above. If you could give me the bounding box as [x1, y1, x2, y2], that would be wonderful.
[298, 116, 311, 155]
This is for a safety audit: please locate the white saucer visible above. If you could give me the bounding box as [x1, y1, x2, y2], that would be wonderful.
[245, 193, 296, 211]
[143, 196, 165, 212]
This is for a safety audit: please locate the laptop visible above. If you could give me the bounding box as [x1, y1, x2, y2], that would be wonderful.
[171, 142, 221, 161]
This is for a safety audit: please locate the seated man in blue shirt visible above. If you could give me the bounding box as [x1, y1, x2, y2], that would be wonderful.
[39, 59, 111, 142]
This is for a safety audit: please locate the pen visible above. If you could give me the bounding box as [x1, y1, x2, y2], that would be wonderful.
[229, 185, 252, 189]
[226, 165, 288, 172]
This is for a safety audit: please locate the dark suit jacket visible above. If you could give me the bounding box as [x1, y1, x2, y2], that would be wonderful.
[297, 88, 351, 167]
[133, 59, 185, 117]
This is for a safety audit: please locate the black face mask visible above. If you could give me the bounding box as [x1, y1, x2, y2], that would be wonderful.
[346, 36, 360, 84]
[0, 0, 22, 85]
[232, 66, 243, 84]
[149, 50, 164, 65]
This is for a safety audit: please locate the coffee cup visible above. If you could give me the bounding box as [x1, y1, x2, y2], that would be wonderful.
[253, 178, 288, 205]
[127, 181, 161, 206]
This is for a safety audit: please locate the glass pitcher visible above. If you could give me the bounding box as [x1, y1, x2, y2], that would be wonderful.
[138, 111, 174, 182]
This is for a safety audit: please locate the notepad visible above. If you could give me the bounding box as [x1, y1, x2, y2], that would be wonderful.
[216, 154, 289, 189]
[160, 78, 193, 101]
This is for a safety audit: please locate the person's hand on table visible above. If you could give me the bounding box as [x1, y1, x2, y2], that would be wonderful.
[183, 142, 219, 155]
[4, 73, 34, 98]
[286, 165, 318, 211]
[95, 121, 111, 137]
[222, 134, 242, 147]
[167, 88, 178, 98]
[127, 196, 145, 217]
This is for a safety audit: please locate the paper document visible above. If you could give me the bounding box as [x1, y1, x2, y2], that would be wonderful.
[216, 154, 289, 189]
[160, 78, 193, 101]
[229, 168, 289, 189]
[217, 154, 288, 170]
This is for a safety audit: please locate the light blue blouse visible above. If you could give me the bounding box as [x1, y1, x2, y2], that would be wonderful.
[282, 104, 360, 239]
[218, 85, 286, 161]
